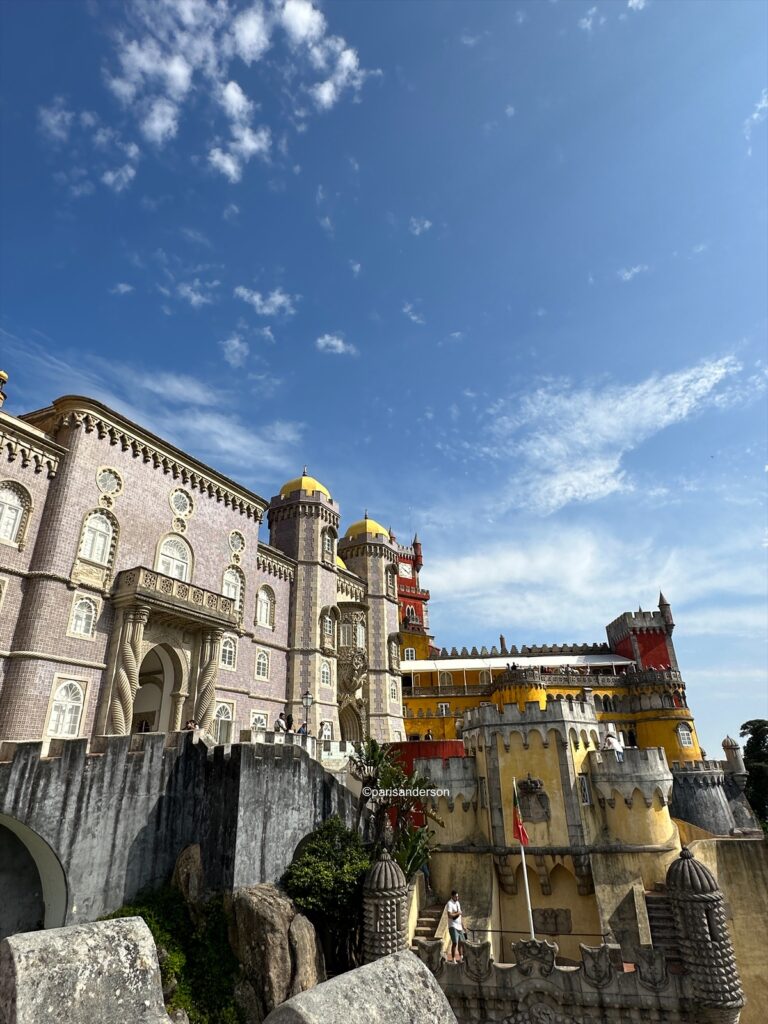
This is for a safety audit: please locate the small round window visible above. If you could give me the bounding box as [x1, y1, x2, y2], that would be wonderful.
[229, 531, 245, 554]
[170, 489, 193, 517]
[96, 468, 122, 495]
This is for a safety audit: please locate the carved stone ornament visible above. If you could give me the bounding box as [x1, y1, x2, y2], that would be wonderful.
[338, 649, 367, 696]
[634, 945, 668, 990]
[533, 908, 572, 936]
[513, 939, 557, 977]
[463, 940, 493, 981]
[501, 1006, 583, 1024]
[518, 775, 551, 823]
[579, 944, 614, 988]
[413, 937, 444, 979]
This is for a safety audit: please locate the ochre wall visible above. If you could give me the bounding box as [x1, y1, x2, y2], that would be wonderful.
[604, 790, 677, 847]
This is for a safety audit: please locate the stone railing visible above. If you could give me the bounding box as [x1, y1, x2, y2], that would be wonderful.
[112, 567, 239, 627]
[413, 937, 718, 1024]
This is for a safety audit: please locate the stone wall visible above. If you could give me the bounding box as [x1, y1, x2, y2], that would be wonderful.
[0, 731, 357, 936]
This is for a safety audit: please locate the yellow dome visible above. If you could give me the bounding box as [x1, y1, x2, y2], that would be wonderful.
[344, 516, 390, 540]
[335, 554, 347, 570]
[280, 473, 331, 499]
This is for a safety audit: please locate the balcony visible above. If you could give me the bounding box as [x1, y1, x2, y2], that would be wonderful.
[113, 567, 239, 629]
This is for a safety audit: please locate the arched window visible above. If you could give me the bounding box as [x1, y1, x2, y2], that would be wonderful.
[0, 481, 31, 545]
[390, 681, 399, 701]
[603, 696, 613, 713]
[354, 621, 366, 648]
[255, 649, 270, 679]
[479, 670, 491, 686]
[321, 613, 334, 642]
[256, 587, 275, 628]
[320, 660, 332, 686]
[404, 647, 416, 661]
[405, 604, 416, 621]
[70, 597, 97, 638]
[220, 635, 237, 670]
[223, 568, 242, 603]
[439, 671, 453, 686]
[322, 530, 335, 561]
[80, 511, 114, 565]
[48, 680, 84, 737]
[677, 723, 694, 748]
[661, 693, 674, 709]
[157, 535, 192, 581]
[213, 702, 233, 744]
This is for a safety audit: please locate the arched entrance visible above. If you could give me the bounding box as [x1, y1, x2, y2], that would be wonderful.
[132, 644, 183, 733]
[339, 702, 363, 742]
[0, 814, 68, 939]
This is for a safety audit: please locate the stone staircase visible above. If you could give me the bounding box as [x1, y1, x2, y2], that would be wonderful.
[413, 902, 443, 943]
[645, 889, 680, 960]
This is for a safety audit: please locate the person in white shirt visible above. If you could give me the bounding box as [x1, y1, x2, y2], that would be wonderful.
[274, 712, 287, 733]
[603, 730, 624, 763]
[445, 889, 465, 963]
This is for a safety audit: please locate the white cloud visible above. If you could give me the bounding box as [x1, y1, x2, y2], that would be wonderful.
[110, 282, 134, 295]
[223, 203, 240, 221]
[180, 227, 210, 247]
[231, 123, 271, 158]
[141, 98, 179, 145]
[220, 80, 252, 121]
[234, 285, 298, 316]
[483, 356, 745, 514]
[744, 87, 768, 156]
[177, 279, 219, 307]
[318, 214, 334, 235]
[232, 5, 271, 63]
[349, 260, 361, 276]
[578, 7, 605, 32]
[38, 97, 74, 142]
[101, 163, 137, 192]
[627, 0, 647, 10]
[402, 302, 426, 325]
[460, 32, 482, 47]
[617, 264, 649, 282]
[409, 216, 432, 236]
[209, 147, 242, 182]
[281, 0, 326, 46]
[256, 325, 276, 343]
[316, 332, 357, 356]
[220, 334, 250, 367]
[505, 104, 516, 118]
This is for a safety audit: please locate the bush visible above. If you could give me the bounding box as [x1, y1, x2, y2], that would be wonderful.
[281, 815, 370, 971]
[104, 888, 242, 1024]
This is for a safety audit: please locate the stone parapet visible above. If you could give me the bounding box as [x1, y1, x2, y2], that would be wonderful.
[112, 566, 239, 627]
[587, 747, 674, 808]
[464, 700, 598, 730]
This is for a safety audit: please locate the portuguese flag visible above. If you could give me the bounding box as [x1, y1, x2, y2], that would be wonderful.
[512, 780, 530, 846]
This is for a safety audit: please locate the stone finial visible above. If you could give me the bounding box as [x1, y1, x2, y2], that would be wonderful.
[362, 851, 408, 963]
[0, 370, 7, 409]
[722, 735, 739, 750]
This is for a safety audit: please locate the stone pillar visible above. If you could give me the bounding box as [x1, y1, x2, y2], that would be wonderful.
[666, 847, 744, 1023]
[362, 851, 408, 963]
[108, 605, 150, 735]
[194, 629, 223, 732]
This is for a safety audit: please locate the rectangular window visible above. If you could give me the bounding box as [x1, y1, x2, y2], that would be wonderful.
[214, 702, 234, 744]
[404, 648, 416, 661]
[578, 775, 592, 806]
[341, 622, 353, 647]
[437, 702, 450, 717]
[390, 682, 399, 701]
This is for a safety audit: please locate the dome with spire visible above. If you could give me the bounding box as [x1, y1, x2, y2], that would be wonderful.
[279, 467, 331, 500]
[335, 554, 348, 570]
[363, 850, 407, 893]
[722, 735, 740, 750]
[665, 847, 719, 894]
[344, 513, 390, 541]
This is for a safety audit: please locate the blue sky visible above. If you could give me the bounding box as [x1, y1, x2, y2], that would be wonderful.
[1, 0, 766, 753]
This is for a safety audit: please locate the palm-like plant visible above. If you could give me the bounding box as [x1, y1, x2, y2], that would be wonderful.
[349, 738, 397, 831]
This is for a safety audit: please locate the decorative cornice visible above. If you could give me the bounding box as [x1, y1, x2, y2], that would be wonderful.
[337, 576, 366, 602]
[1, 411, 66, 478]
[0, 650, 107, 670]
[257, 551, 295, 581]
[337, 540, 398, 563]
[23, 397, 266, 521]
[267, 501, 340, 528]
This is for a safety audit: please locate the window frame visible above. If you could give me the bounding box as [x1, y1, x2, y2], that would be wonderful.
[404, 647, 416, 661]
[220, 634, 237, 671]
[255, 649, 270, 680]
[213, 701, 235, 744]
[320, 660, 332, 687]
[256, 586, 276, 628]
[156, 533, 193, 582]
[0, 480, 32, 548]
[437, 701, 451, 717]
[677, 722, 694, 749]
[68, 594, 99, 641]
[46, 676, 87, 739]
[79, 510, 116, 567]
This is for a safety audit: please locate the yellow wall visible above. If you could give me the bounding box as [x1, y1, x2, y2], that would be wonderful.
[634, 710, 702, 762]
[603, 789, 678, 847]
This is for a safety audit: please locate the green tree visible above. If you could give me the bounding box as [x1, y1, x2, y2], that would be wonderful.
[740, 719, 768, 824]
[348, 737, 397, 831]
[281, 815, 371, 971]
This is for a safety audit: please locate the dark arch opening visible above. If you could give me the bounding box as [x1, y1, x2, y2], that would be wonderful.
[0, 814, 68, 939]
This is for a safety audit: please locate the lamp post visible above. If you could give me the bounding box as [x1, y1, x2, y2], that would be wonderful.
[302, 689, 314, 733]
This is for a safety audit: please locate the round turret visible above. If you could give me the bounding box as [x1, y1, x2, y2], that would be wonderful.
[279, 471, 331, 500]
[362, 850, 408, 963]
[364, 849, 407, 893]
[344, 515, 390, 541]
[722, 735, 739, 750]
[665, 846, 718, 894]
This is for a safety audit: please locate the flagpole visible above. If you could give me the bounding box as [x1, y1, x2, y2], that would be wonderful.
[513, 777, 535, 940]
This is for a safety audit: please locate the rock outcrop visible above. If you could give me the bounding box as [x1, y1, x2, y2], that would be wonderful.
[0, 918, 171, 1024]
[227, 884, 325, 1023]
[261, 949, 458, 1024]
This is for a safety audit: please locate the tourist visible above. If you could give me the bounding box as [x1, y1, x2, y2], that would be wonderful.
[603, 730, 624, 764]
[184, 719, 197, 731]
[286, 713, 294, 733]
[275, 712, 287, 733]
[446, 889, 465, 963]
[424, 728, 434, 740]
[297, 723, 308, 735]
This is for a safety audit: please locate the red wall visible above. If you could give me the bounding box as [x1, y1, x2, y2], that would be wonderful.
[635, 631, 671, 669]
[389, 740, 465, 775]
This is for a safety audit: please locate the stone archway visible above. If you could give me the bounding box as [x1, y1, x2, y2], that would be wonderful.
[0, 813, 68, 939]
[132, 644, 184, 733]
[339, 702, 363, 742]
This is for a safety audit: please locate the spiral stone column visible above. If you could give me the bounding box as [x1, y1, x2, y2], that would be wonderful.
[108, 605, 150, 735]
[194, 629, 223, 733]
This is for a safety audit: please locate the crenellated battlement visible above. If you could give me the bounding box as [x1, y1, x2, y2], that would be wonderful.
[463, 698, 598, 729]
[606, 609, 668, 646]
[410, 754, 478, 809]
[587, 747, 674, 808]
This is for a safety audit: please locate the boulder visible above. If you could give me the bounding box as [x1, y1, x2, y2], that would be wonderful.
[0, 918, 171, 1024]
[228, 884, 325, 1023]
[261, 950, 457, 1024]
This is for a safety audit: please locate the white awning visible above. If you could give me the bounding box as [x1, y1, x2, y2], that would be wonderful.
[403, 653, 633, 673]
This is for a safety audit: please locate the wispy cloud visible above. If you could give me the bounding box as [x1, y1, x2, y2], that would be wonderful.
[223, 203, 240, 222]
[101, 163, 137, 192]
[505, 104, 516, 118]
[349, 260, 362, 277]
[459, 32, 484, 48]
[578, 7, 605, 33]
[744, 87, 768, 156]
[617, 263, 649, 282]
[627, 0, 647, 10]
[409, 216, 432, 236]
[402, 301, 426, 325]
[316, 332, 357, 356]
[38, 97, 74, 142]
[234, 285, 299, 316]
[220, 334, 249, 367]
[178, 278, 220, 308]
[180, 227, 211, 247]
[110, 282, 134, 295]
